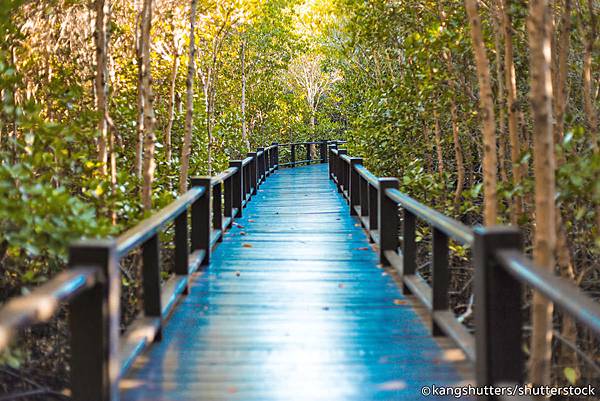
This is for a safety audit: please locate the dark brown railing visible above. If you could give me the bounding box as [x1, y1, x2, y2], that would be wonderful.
[274, 140, 345, 167]
[329, 144, 600, 400]
[0, 143, 284, 401]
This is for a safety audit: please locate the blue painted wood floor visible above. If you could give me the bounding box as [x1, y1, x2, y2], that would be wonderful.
[121, 164, 467, 401]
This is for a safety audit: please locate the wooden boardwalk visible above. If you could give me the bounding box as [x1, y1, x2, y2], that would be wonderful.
[121, 164, 468, 401]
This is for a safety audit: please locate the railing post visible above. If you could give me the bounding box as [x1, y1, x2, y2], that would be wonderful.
[68, 240, 119, 401]
[247, 152, 258, 195]
[368, 183, 378, 232]
[174, 209, 189, 293]
[431, 228, 449, 336]
[265, 147, 271, 176]
[291, 144, 296, 167]
[474, 227, 524, 395]
[190, 177, 211, 264]
[378, 178, 399, 264]
[272, 142, 279, 169]
[306, 143, 311, 164]
[212, 182, 223, 241]
[224, 175, 233, 227]
[320, 140, 327, 163]
[229, 161, 243, 217]
[328, 145, 335, 178]
[360, 174, 369, 224]
[349, 158, 362, 215]
[402, 210, 417, 294]
[337, 149, 347, 193]
[257, 147, 265, 180]
[243, 162, 251, 201]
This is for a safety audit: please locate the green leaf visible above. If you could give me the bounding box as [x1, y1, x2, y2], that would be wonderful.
[563, 367, 577, 385]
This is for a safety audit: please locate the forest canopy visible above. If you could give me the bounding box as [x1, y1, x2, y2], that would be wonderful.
[0, 0, 599, 396]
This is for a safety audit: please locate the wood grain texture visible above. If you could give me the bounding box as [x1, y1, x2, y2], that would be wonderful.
[121, 164, 469, 401]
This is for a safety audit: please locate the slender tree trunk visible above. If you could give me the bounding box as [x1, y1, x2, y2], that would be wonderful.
[433, 110, 444, 176]
[465, 0, 498, 226]
[583, 0, 598, 151]
[95, 0, 109, 175]
[528, 0, 556, 386]
[165, 48, 179, 166]
[241, 39, 250, 151]
[423, 121, 434, 174]
[551, 0, 578, 374]
[450, 100, 465, 207]
[492, 2, 508, 183]
[500, 0, 524, 224]
[134, 0, 144, 179]
[140, 0, 156, 210]
[179, 0, 197, 194]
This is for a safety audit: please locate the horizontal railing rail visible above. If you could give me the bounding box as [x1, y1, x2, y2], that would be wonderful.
[328, 146, 600, 400]
[276, 140, 345, 168]
[0, 142, 285, 401]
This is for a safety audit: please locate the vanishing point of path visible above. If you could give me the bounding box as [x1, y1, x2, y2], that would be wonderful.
[120, 164, 468, 401]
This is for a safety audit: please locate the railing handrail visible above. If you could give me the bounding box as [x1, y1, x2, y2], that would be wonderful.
[0, 267, 98, 350]
[116, 186, 205, 257]
[328, 145, 600, 399]
[385, 187, 474, 245]
[496, 249, 600, 337]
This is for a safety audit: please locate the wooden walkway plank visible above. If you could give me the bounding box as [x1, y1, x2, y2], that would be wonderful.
[121, 164, 469, 401]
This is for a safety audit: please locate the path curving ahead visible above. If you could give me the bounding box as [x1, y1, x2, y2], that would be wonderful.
[121, 163, 467, 401]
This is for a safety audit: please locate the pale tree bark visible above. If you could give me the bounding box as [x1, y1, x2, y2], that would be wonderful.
[95, 0, 109, 175]
[140, 0, 156, 210]
[551, 0, 578, 374]
[528, 0, 556, 386]
[583, 0, 598, 151]
[165, 32, 180, 166]
[450, 100, 465, 207]
[135, 0, 144, 179]
[465, 0, 498, 226]
[433, 110, 445, 176]
[179, 0, 197, 194]
[241, 38, 250, 151]
[499, 0, 524, 224]
[492, 2, 508, 183]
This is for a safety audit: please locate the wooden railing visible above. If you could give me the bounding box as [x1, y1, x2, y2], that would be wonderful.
[329, 144, 600, 399]
[0, 143, 283, 401]
[274, 140, 345, 167]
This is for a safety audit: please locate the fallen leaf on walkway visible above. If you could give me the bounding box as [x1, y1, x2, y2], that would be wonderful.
[242, 243, 253, 248]
[393, 299, 407, 305]
[338, 283, 345, 288]
[354, 223, 360, 227]
[233, 222, 244, 228]
[322, 306, 330, 311]
[239, 231, 247, 236]
[248, 219, 255, 222]
[378, 380, 406, 391]
[235, 271, 241, 277]
[356, 247, 369, 251]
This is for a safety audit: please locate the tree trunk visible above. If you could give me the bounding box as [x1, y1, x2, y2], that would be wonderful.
[241, 39, 250, 151]
[140, 0, 156, 210]
[433, 110, 444, 176]
[583, 0, 598, 152]
[178, 0, 197, 194]
[134, 0, 144, 179]
[450, 100, 465, 208]
[551, 0, 578, 375]
[165, 48, 179, 166]
[528, 0, 556, 386]
[465, 0, 498, 226]
[492, 2, 508, 183]
[95, 0, 109, 176]
[500, 0, 524, 224]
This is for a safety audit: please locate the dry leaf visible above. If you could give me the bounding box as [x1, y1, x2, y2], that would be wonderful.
[378, 380, 406, 391]
[393, 299, 408, 305]
[235, 271, 241, 277]
[242, 243, 252, 248]
[239, 231, 247, 236]
[356, 247, 369, 251]
[248, 219, 255, 222]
